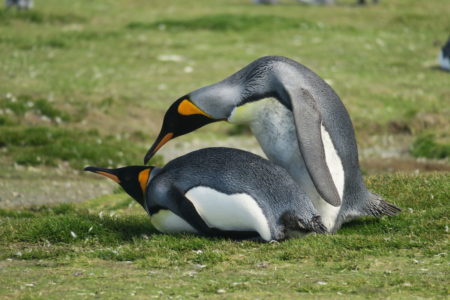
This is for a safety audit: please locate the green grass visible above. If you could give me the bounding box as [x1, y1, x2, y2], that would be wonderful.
[0, 125, 163, 169]
[1, 173, 449, 298]
[0, 95, 71, 122]
[0, 8, 86, 25]
[0, 0, 449, 160]
[0, 94, 164, 168]
[410, 133, 450, 159]
[127, 14, 321, 32]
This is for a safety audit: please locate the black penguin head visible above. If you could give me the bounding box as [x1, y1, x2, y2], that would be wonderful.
[84, 165, 154, 210]
[144, 95, 219, 164]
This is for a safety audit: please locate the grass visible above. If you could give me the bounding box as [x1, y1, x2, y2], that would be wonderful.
[0, 94, 71, 122]
[0, 8, 86, 25]
[127, 14, 322, 31]
[0, 0, 449, 169]
[0, 173, 449, 298]
[0, 0, 449, 154]
[0, 94, 163, 169]
[410, 133, 450, 159]
[0, 125, 164, 169]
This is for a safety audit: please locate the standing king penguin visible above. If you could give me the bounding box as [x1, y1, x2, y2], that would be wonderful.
[143, 56, 401, 233]
[85, 148, 327, 241]
[440, 37, 450, 71]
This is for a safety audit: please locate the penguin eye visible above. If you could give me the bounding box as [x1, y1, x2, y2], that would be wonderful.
[124, 176, 131, 181]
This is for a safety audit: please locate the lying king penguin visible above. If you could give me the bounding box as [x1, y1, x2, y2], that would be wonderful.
[143, 56, 401, 233]
[85, 147, 327, 241]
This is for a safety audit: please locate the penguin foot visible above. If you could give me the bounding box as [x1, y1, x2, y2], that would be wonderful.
[304, 216, 328, 234]
[366, 192, 402, 217]
[281, 212, 327, 238]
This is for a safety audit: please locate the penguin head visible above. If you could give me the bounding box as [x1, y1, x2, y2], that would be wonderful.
[143, 70, 264, 165]
[144, 94, 223, 164]
[84, 165, 155, 209]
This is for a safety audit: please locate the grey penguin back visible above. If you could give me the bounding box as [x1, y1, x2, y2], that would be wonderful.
[150, 147, 321, 228]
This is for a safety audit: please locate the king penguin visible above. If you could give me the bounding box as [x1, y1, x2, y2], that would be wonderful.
[85, 147, 326, 241]
[143, 56, 401, 233]
[440, 37, 450, 71]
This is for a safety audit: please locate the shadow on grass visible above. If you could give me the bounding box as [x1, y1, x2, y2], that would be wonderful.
[429, 65, 450, 73]
[339, 217, 382, 230]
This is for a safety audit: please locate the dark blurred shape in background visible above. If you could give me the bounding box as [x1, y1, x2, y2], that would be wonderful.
[297, 0, 334, 4]
[253, 0, 279, 4]
[254, 0, 335, 4]
[253, 0, 379, 5]
[5, 0, 33, 10]
[358, 0, 378, 4]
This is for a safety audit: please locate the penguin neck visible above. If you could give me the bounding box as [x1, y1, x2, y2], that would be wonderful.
[143, 167, 163, 216]
[229, 97, 343, 231]
[148, 167, 163, 183]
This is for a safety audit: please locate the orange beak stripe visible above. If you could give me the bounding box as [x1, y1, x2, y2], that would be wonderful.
[96, 171, 120, 183]
[153, 132, 173, 154]
[178, 100, 213, 118]
[138, 169, 151, 196]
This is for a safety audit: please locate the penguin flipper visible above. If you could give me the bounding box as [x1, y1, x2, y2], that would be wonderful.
[289, 88, 342, 207]
[165, 187, 261, 240]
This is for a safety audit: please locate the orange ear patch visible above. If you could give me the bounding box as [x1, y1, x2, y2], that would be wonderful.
[97, 171, 121, 183]
[177, 100, 212, 118]
[138, 168, 151, 196]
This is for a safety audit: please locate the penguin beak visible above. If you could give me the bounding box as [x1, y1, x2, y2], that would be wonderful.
[84, 166, 120, 183]
[144, 97, 218, 165]
[144, 132, 173, 165]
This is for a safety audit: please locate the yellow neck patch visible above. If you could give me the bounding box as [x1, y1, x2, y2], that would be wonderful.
[138, 169, 151, 196]
[178, 100, 212, 118]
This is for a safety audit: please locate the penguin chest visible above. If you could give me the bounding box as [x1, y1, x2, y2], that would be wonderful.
[150, 209, 198, 234]
[185, 186, 272, 241]
[229, 97, 343, 231]
[229, 98, 300, 167]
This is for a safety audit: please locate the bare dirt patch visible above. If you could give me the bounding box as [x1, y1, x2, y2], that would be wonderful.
[0, 162, 114, 209]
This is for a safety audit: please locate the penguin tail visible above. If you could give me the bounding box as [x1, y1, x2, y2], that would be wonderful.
[366, 192, 401, 217]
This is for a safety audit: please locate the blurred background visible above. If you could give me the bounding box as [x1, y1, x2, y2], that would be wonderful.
[0, 0, 449, 207]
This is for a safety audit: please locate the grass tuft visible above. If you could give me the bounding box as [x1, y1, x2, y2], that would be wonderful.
[0, 95, 71, 122]
[1, 209, 155, 246]
[127, 14, 321, 32]
[410, 134, 450, 159]
[0, 8, 86, 25]
[0, 126, 164, 169]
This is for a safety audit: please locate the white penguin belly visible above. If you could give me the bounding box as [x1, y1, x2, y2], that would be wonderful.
[151, 209, 198, 234]
[229, 97, 343, 231]
[185, 186, 272, 241]
[439, 50, 450, 70]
